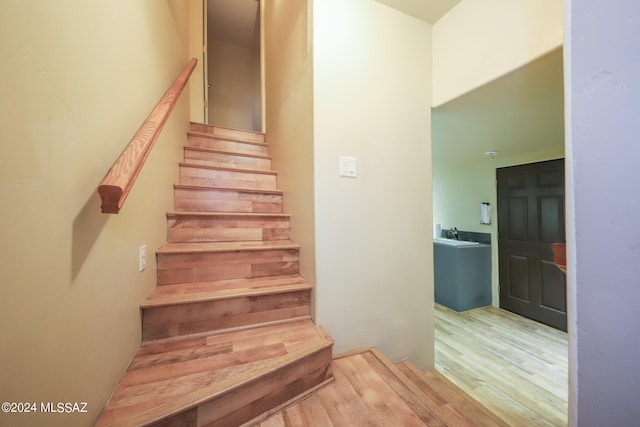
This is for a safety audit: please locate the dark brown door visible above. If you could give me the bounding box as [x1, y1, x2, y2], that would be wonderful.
[497, 159, 567, 331]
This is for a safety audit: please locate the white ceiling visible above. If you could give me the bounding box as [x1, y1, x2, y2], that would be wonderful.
[373, 0, 462, 23]
[432, 48, 565, 166]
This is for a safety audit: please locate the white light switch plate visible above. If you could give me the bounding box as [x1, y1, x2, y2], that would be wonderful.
[339, 156, 357, 178]
[139, 245, 147, 272]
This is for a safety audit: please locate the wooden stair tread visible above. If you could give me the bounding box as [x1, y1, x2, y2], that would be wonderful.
[141, 316, 314, 348]
[157, 240, 299, 254]
[174, 184, 283, 195]
[173, 185, 284, 214]
[188, 130, 268, 147]
[180, 162, 278, 176]
[96, 321, 333, 427]
[142, 274, 311, 308]
[185, 146, 273, 160]
[166, 211, 290, 219]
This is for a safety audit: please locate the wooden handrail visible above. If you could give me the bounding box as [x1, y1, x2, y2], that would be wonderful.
[98, 58, 197, 214]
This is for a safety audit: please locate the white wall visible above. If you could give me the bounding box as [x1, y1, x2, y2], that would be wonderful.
[0, 1, 191, 425]
[565, 0, 640, 424]
[313, 0, 434, 369]
[433, 0, 563, 106]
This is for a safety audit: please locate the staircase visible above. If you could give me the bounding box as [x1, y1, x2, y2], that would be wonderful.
[96, 124, 334, 427]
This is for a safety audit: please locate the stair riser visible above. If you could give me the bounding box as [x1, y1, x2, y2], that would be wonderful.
[180, 166, 277, 190]
[174, 187, 283, 213]
[142, 291, 311, 342]
[197, 346, 333, 427]
[167, 216, 290, 243]
[188, 134, 268, 156]
[185, 149, 272, 171]
[157, 249, 300, 285]
[190, 123, 265, 144]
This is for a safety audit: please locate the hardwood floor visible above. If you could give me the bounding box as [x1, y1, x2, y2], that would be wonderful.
[250, 349, 508, 426]
[435, 304, 568, 427]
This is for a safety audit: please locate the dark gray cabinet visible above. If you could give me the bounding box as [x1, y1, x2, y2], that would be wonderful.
[434, 242, 492, 311]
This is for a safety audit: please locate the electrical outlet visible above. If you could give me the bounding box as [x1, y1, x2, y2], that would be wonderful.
[139, 245, 147, 272]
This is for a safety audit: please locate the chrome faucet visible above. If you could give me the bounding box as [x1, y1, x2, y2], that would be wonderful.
[450, 227, 459, 240]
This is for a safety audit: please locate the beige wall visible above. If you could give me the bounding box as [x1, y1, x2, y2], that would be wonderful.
[433, 0, 563, 106]
[0, 1, 191, 426]
[313, 0, 434, 369]
[262, 0, 316, 302]
[207, 38, 261, 131]
[433, 149, 564, 306]
[189, 0, 206, 124]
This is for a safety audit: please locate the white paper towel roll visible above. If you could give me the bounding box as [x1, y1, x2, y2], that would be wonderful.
[434, 223, 442, 238]
[480, 203, 492, 225]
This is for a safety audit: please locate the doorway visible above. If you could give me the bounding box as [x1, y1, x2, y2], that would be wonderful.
[497, 159, 567, 331]
[206, 0, 262, 131]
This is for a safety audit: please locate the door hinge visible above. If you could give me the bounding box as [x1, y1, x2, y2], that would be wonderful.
[203, 45, 207, 53]
[203, 100, 208, 108]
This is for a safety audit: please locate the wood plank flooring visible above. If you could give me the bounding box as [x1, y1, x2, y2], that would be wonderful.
[435, 304, 568, 427]
[396, 361, 508, 427]
[249, 349, 507, 426]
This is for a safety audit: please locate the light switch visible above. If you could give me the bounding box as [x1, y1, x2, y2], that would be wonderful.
[139, 245, 147, 272]
[339, 156, 357, 178]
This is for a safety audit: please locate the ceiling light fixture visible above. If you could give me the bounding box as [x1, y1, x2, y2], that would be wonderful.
[484, 151, 498, 161]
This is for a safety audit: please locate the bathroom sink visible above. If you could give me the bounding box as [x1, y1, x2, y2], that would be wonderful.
[434, 238, 480, 247]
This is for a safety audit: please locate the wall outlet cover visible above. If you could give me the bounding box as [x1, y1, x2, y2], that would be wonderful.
[339, 156, 357, 178]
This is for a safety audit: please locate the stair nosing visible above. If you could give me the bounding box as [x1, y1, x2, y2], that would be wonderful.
[173, 184, 284, 195]
[166, 211, 291, 219]
[142, 280, 312, 309]
[179, 162, 278, 176]
[188, 130, 268, 147]
[157, 240, 299, 255]
[184, 146, 272, 161]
